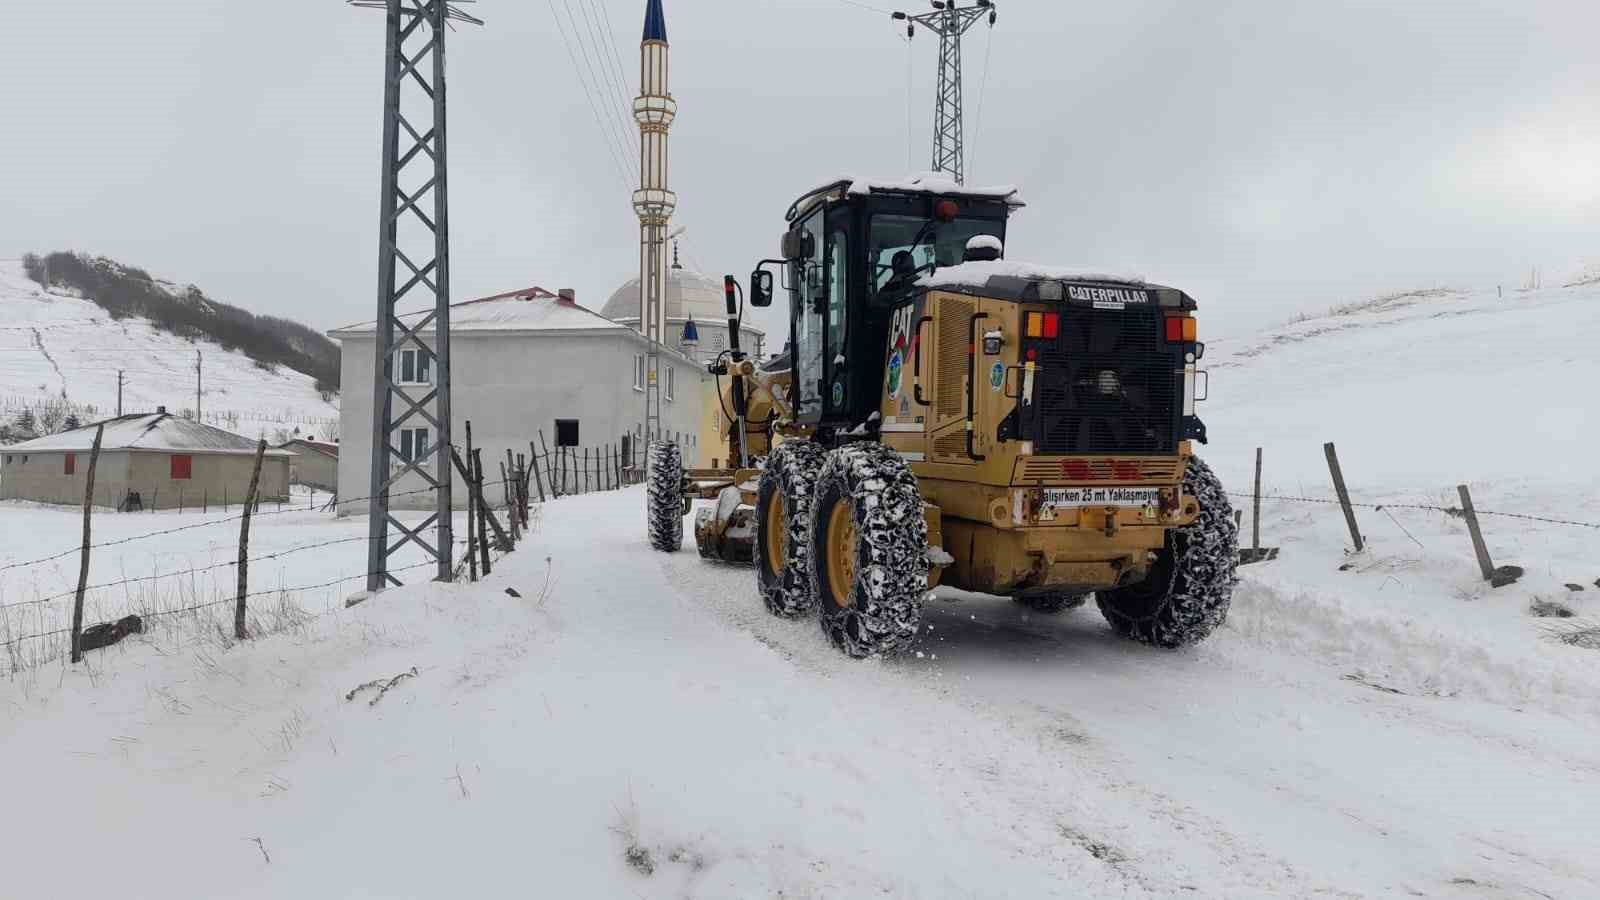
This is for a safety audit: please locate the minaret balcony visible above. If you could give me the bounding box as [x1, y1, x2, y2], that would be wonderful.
[632, 95, 677, 126]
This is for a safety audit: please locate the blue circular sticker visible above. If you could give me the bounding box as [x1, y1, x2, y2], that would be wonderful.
[988, 361, 1005, 391]
[886, 350, 904, 398]
[831, 381, 845, 407]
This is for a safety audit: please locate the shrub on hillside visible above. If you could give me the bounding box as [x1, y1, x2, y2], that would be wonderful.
[33, 251, 341, 391]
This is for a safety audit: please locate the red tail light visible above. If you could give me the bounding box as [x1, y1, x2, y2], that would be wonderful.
[1041, 312, 1059, 338]
[1164, 317, 1183, 342]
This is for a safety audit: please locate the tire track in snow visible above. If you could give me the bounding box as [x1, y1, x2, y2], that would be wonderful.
[654, 524, 1326, 897]
[29, 327, 66, 395]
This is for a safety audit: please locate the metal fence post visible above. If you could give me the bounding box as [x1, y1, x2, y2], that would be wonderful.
[1323, 442, 1363, 552]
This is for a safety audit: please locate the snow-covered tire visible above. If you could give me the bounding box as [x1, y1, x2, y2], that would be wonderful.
[755, 440, 826, 618]
[1013, 592, 1089, 614]
[1096, 456, 1238, 647]
[810, 443, 928, 658]
[646, 440, 685, 552]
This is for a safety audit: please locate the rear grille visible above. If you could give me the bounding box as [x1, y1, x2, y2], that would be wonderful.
[1016, 457, 1181, 484]
[1029, 306, 1180, 455]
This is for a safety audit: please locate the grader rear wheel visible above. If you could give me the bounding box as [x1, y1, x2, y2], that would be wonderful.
[755, 440, 826, 618]
[810, 443, 928, 658]
[1096, 456, 1238, 647]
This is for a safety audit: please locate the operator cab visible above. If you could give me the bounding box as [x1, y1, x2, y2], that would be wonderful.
[750, 175, 1023, 435]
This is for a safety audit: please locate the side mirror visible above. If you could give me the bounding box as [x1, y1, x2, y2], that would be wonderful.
[750, 270, 774, 307]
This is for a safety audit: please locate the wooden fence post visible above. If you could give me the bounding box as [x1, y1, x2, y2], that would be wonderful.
[69, 424, 104, 664]
[528, 441, 546, 502]
[1323, 442, 1364, 552]
[465, 450, 478, 582]
[539, 431, 555, 497]
[1457, 484, 1496, 581]
[1252, 447, 1263, 553]
[235, 439, 265, 640]
[473, 449, 494, 569]
[499, 460, 519, 543]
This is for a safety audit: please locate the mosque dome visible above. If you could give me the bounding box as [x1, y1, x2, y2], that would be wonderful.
[599, 266, 738, 325]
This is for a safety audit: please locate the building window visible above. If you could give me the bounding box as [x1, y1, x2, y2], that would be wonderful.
[633, 354, 645, 392]
[712, 332, 725, 351]
[665, 367, 675, 402]
[398, 347, 432, 386]
[171, 454, 193, 480]
[555, 419, 580, 448]
[398, 427, 429, 463]
[64, 453, 76, 475]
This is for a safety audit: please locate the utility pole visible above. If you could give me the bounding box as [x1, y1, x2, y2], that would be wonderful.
[892, 0, 998, 184]
[194, 350, 202, 420]
[350, 0, 481, 589]
[116, 370, 124, 416]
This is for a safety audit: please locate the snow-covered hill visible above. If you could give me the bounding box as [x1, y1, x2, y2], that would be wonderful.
[2, 279, 1597, 897]
[0, 262, 337, 439]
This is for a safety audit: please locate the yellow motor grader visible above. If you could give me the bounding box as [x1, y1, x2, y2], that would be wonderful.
[647, 176, 1238, 658]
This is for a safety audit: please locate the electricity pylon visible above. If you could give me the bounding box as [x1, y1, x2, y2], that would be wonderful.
[892, 0, 997, 184]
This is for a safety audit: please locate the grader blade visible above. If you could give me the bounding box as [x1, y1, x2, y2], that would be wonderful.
[694, 485, 756, 564]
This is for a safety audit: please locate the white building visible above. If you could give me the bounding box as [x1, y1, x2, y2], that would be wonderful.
[330, 287, 709, 513]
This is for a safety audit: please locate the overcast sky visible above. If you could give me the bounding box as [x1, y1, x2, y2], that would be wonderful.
[4, 0, 1597, 342]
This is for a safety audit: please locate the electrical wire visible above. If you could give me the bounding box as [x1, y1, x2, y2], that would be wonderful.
[546, 0, 633, 191]
[578, 0, 642, 170]
[561, 0, 641, 175]
[968, 21, 993, 183]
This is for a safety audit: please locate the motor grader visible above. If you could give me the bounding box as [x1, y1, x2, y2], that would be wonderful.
[647, 175, 1238, 658]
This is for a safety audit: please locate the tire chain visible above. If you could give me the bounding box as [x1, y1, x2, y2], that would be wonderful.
[1097, 455, 1239, 648]
[756, 441, 828, 618]
[646, 441, 684, 552]
[811, 443, 929, 658]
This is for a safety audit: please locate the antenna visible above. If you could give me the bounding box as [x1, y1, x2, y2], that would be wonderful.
[349, 0, 483, 590]
[890, 0, 996, 183]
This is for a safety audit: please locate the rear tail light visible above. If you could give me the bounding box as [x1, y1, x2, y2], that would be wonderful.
[1026, 311, 1059, 338]
[1164, 316, 1197, 342]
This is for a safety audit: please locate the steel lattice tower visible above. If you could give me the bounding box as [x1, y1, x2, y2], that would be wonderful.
[894, 1, 997, 184]
[634, 0, 675, 443]
[351, 0, 482, 590]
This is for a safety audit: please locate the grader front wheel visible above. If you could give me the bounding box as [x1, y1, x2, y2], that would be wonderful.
[646, 441, 685, 552]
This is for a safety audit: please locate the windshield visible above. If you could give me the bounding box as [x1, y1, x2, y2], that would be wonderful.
[868, 214, 1006, 293]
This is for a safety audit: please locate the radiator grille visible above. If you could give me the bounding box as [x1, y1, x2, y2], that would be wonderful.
[932, 431, 968, 461]
[1030, 306, 1179, 454]
[1017, 457, 1181, 484]
[935, 298, 974, 419]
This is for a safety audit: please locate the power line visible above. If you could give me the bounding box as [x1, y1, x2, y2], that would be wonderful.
[968, 22, 993, 182]
[557, 0, 639, 174]
[547, 0, 634, 190]
[577, 0, 642, 171]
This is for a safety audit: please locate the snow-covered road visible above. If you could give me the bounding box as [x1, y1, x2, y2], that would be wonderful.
[662, 488, 1600, 898]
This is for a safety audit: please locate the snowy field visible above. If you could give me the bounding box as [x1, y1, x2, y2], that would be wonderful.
[0, 281, 1597, 897]
[0, 262, 338, 437]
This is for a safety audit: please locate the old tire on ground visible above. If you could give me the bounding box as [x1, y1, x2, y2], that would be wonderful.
[1096, 456, 1238, 647]
[810, 443, 928, 658]
[755, 440, 827, 617]
[1012, 592, 1089, 614]
[646, 440, 685, 552]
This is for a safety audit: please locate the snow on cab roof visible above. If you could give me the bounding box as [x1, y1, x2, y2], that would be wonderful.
[917, 259, 1146, 291]
[6, 412, 294, 456]
[328, 286, 628, 337]
[788, 173, 1025, 221]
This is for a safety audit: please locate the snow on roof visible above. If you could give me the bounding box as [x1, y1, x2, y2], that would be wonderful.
[789, 173, 1025, 222]
[329, 287, 627, 337]
[280, 438, 339, 457]
[917, 259, 1146, 291]
[842, 173, 1024, 205]
[6, 413, 292, 456]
